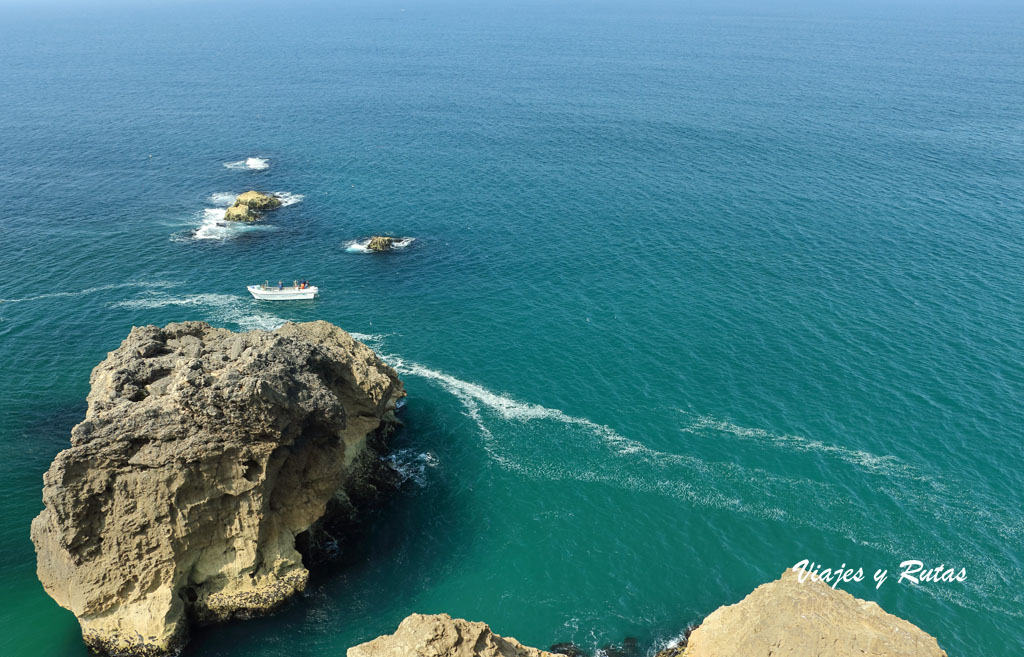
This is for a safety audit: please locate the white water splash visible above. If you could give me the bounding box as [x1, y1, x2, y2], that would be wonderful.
[344, 237, 416, 253]
[0, 281, 178, 305]
[223, 157, 269, 171]
[111, 292, 287, 331]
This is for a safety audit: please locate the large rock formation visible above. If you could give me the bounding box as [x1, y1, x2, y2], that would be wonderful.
[349, 614, 565, 657]
[223, 190, 282, 222]
[676, 569, 948, 657]
[31, 321, 405, 656]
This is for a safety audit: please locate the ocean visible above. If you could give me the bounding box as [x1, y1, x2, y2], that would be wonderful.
[1, 1, 1022, 655]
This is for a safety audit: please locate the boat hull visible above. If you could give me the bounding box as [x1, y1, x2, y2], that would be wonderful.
[247, 285, 318, 300]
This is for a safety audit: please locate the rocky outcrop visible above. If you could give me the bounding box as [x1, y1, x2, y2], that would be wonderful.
[31, 321, 405, 656]
[223, 190, 282, 221]
[677, 569, 947, 657]
[234, 190, 282, 211]
[368, 236, 394, 252]
[349, 614, 565, 657]
[224, 203, 257, 221]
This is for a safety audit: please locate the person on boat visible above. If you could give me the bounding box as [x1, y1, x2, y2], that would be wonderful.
[278, 280, 283, 290]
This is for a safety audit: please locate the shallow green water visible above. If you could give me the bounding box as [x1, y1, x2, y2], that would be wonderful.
[1, 2, 1022, 655]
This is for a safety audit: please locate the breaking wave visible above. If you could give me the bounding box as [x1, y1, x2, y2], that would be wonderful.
[208, 192, 238, 206]
[174, 208, 277, 242]
[344, 237, 416, 253]
[272, 191, 304, 207]
[384, 448, 438, 487]
[223, 157, 269, 171]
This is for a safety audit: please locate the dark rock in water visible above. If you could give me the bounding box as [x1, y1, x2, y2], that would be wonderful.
[367, 236, 394, 251]
[550, 642, 587, 657]
[600, 637, 639, 657]
[653, 641, 687, 657]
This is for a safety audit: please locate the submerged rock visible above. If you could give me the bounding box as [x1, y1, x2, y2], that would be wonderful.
[31, 321, 405, 656]
[349, 614, 566, 657]
[549, 644, 586, 657]
[680, 569, 948, 657]
[367, 236, 394, 252]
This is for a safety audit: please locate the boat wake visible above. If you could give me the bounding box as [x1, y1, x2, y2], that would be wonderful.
[373, 348, 1023, 619]
[111, 292, 287, 331]
[0, 281, 178, 305]
[223, 157, 269, 171]
[344, 237, 416, 253]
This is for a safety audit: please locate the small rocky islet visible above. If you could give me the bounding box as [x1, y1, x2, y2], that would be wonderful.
[32, 322, 948, 656]
[223, 190, 283, 222]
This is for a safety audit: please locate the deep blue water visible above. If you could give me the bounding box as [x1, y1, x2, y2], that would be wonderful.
[1, 1, 1022, 655]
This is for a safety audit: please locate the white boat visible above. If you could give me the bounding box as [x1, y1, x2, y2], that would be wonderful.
[247, 283, 318, 300]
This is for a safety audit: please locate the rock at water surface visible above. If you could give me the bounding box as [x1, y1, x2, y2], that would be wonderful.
[223, 203, 257, 221]
[367, 236, 394, 252]
[223, 191, 282, 221]
[31, 320, 405, 656]
[349, 614, 567, 657]
[234, 190, 282, 211]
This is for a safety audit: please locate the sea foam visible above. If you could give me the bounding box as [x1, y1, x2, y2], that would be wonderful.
[0, 281, 178, 305]
[111, 292, 286, 332]
[345, 237, 416, 253]
[223, 157, 269, 171]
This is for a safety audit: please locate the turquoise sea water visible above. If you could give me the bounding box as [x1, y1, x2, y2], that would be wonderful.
[1, 1, 1022, 655]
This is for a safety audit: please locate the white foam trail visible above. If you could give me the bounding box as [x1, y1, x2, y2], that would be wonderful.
[223, 157, 269, 171]
[208, 192, 237, 206]
[345, 237, 416, 253]
[349, 332, 391, 345]
[185, 208, 276, 242]
[0, 281, 178, 305]
[272, 191, 304, 207]
[111, 293, 286, 331]
[679, 414, 920, 479]
[378, 353, 1024, 618]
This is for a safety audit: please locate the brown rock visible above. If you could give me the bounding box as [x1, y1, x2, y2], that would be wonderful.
[31, 321, 405, 656]
[234, 190, 282, 211]
[681, 569, 948, 657]
[223, 203, 257, 221]
[348, 614, 566, 657]
[367, 236, 394, 252]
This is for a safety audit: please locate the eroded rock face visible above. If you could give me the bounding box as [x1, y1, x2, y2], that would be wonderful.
[680, 569, 948, 657]
[349, 614, 566, 657]
[31, 321, 405, 656]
